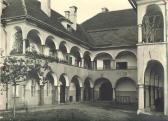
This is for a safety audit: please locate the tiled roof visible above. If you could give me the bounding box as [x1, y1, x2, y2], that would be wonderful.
[82, 9, 138, 47]
[2, 0, 138, 49]
[87, 26, 138, 47]
[2, 0, 93, 48]
[82, 9, 137, 30]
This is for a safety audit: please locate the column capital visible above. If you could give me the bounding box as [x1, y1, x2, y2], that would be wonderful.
[138, 24, 142, 27]
[138, 84, 144, 88]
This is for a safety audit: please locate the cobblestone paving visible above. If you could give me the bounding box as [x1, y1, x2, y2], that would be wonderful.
[0, 103, 168, 121]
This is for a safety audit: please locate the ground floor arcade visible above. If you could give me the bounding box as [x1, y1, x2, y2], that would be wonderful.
[0, 73, 138, 110]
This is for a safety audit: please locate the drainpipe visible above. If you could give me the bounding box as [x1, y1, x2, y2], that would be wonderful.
[162, 0, 168, 116]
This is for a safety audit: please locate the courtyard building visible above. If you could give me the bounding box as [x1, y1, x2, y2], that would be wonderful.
[0, 0, 167, 116]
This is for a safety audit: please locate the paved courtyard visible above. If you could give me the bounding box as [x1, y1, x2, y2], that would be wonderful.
[0, 103, 168, 121]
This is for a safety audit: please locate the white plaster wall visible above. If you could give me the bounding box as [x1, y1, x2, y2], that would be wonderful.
[116, 54, 137, 68]
[25, 79, 40, 106]
[116, 80, 136, 92]
[44, 83, 53, 105]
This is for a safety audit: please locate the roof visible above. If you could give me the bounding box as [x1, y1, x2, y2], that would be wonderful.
[2, 0, 93, 48]
[81, 9, 138, 47]
[87, 26, 138, 47]
[82, 9, 137, 30]
[1, 0, 138, 49]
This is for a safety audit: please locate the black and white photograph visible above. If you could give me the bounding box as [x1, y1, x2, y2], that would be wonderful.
[0, 0, 168, 121]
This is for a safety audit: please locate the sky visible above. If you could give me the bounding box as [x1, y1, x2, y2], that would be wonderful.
[51, 0, 132, 24]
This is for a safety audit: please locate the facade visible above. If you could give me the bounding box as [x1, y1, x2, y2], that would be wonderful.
[0, 0, 167, 116]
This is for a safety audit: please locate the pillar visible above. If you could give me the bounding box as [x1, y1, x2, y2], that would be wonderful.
[90, 88, 94, 101]
[112, 60, 116, 69]
[145, 86, 150, 111]
[91, 61, 94, 70]
[137, 84, 145, 114]
[66, 53, 70, 64]
[41, 45, 45, 55]
[80, 87, 84, 101]
[39, 85, 44, 105]
[52, 86, 57, 104]
[138, 24, 142, 43]
[113, 88, 116, 101]
[150, 86, 155, 109]
[65, 86, 69, 102]
[23, 39, 26, 54]
[80, 58, 84, 68]
[57, 86, 60, 104]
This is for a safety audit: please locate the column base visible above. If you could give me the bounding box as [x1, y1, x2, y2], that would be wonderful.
[145, 107, 151, 112]
[137, 108, 145, 115]
[137, 109, 152, 115]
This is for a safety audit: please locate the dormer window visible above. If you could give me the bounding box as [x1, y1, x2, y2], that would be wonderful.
[67, 24, 73, 32]
[67, 24, 71, 31]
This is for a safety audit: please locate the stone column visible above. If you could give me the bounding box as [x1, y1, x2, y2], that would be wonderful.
[145, 86, 150, 111]
[66, 53, 70, 64]
[112, 60, 116, 69]
[138, 24, 143, 43]
[91, 61, 94, 70]
[113, 88, 116, 101]
[57, 86, 60, 104]
[90, 88, 94, 102]
[80, 87, 84, 102]
[39, 85, 44, 105]
[81, 58, 84, 68]
[65, 86, 69, 103]
[41, 45, 45, 55]
[137, 84, 145, 114]
[23, 39, 26, 54]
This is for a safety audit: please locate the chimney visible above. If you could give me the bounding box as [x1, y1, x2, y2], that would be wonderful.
[41, 0, 51, 17]
[0, 0, 7, 17]
[69, 6, 78, 31]
[0, 0, 3, 16]
[102, 7, 109, 13]
[64, 11, 70, 19]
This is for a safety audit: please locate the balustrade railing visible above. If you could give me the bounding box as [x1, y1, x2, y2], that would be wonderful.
[9, 51, 137, 71]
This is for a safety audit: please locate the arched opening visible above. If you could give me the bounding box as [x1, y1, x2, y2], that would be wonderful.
[115, 77, 137, 104]
[115, 51, 137, 70]
[84, 78, 93, 101]
[94, 78, 113, 101]
[44, 72, 56, 105]
[83, 51, 92, 69]
[70, 46, 81, 67]
[59, 74, 68, 103]
[142, 4, 164, 43]
[94, 53, 113, 70]
[59, 41, 68, 63]
[10, 26, 23, 55]
[144, 60, 164, 112]
[26, 30, 42, 54]
[69, 76, 82, 102]
[45, 36, 56, 57]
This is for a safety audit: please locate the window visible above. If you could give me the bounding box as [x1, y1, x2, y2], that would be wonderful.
[116, 62, 127, 69]
[103, 60, 111, 70]
[67, 24, 72, 32]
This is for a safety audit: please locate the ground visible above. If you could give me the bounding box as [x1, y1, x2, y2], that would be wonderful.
[0, 102, 168, 121]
